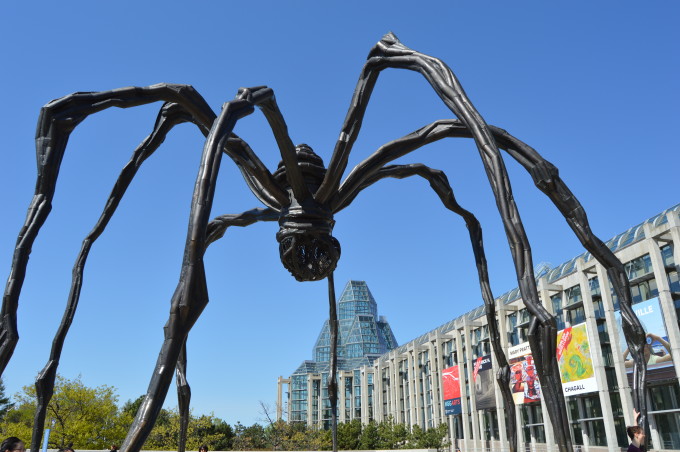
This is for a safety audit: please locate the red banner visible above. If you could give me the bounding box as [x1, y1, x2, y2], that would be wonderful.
[442, 366, 461, 400]
[556, 327, 572, 361]
[472, 356, 483, 381]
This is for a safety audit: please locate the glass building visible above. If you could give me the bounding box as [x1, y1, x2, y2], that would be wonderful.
[278, 204, 680, 452]
[279, 280, 398, 429]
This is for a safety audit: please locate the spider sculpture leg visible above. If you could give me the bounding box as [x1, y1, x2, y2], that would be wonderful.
[176, 341, 191, 452]
[176, 209, 279, 452]
[336, 163, 516, 452]
[486, 125, 648, 431]
[0, 84, 216, 377]
[327, 273, 339, 452]
[1, 81, 285, 452]
[0, 88, 218, 452]
[120, 87, 288, 452]
[175, 208, 281, 452]
[320, 33, 573, 450]
[26, 91, 285, 451]
[363, 118, 648, 431]
[27, 100, 217, 452]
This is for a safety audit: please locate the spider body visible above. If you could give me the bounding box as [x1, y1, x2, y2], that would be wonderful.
[273, 144, 340, 281]
[0, 33, 647, 452]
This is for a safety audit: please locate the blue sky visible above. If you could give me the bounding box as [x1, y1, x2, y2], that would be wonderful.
[1, 2, 678, 427]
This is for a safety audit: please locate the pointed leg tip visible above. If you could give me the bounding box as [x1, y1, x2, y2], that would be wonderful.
[381, 32, 399, 45]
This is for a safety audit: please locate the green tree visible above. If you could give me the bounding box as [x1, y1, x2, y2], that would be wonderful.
[410, 423, 448, 450]
[232, 422, 269, 450]
[0, 397, 32, 442]
[0, 379, 13, 422]
[278, 422, 311, 451]
[0, 375, 126, 449]
[376, 418, 399, 450]
[308, 427, 331, 451]
[359, 421, 378, 450]
[138, 406, 234, 451]
[121, 395, 172, 427]
[194, 415, 234, 451]
[392, 423, 409, 449]
[337, 419, 362, 450]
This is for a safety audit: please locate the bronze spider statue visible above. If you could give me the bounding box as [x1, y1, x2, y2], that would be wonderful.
[1, 33, 647, 452]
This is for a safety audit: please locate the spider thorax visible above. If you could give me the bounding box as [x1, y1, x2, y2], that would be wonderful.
[273, 144, 341, 282]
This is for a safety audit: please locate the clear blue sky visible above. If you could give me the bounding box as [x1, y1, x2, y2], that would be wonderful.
[1, 1, 678, 427]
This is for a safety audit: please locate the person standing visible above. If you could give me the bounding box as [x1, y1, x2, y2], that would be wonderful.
[627, 410, 646, 452]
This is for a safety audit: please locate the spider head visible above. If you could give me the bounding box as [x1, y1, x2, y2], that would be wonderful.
[276, 204, 341, 282]
[274, 144, 341, 281]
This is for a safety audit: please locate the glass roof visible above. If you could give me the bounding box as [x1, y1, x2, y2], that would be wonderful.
[292, 280, 398, 376]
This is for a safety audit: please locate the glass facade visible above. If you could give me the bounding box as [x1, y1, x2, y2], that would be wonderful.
[286, 280, 398, 426]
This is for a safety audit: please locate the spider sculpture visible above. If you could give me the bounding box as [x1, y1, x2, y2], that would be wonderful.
[1, 33, 647, 452]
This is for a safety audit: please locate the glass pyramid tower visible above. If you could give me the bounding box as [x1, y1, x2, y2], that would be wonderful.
[292, 280, 398, 375]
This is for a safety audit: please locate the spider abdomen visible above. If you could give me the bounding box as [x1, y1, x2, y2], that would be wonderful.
[272, 143, 326, 193]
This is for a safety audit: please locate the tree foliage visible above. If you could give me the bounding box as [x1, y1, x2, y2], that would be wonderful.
[119, 394, 235, 451]
[0, 379, 13, 422]
[0, 375, 126, 449]
[0, 376, 448, 450]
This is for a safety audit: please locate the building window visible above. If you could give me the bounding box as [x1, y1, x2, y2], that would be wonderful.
[630, 278, 659, 304]
[344, 376, 352, 421]
[582, 396, 607, 447]
[565, 284, 583, 307]
[568, 396, 607, 447]
[352, 370, 362, 420]
[381, 368, 390, 421]
[649, 382, 680, 449]
[367, 372, 374, 421]
[565, 306, 585, 326]
[552, 293, 565, 330]
[626, 254, 654, 280]
[515, 308, 530, 343]
[661, 244, 676, 268]
[609, 392, 628, 447]
[611, 254, 658, 307]
[290, 375, 308, 423]
[567, 399, 583, 445]
[443, 339, 455, 367]
[507, 312, 519, 346]
[563, 284, 584, 327]
[520, 403, 545, 444]
[480, 409, 499, 441]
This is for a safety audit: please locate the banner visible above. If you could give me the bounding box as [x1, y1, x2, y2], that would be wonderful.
[508, 343, 541, 404]
[473, 355, 495, 409]
[442, 365, 462, 415]
[616, 297, 676, 382]
[557, 322, 598, 396]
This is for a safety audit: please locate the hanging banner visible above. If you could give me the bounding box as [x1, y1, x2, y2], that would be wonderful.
[442, 365, 462, 415]
[557, 322, 598, 396]
[508, 342, 541, 404]
[616, 297, 676, 382]
[473, 354, 495, 409]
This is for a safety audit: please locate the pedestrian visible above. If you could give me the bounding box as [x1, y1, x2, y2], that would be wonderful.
[627, 409, 646, 452]
[1, 437, 25, 452]
[199, 444, 208, 452]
